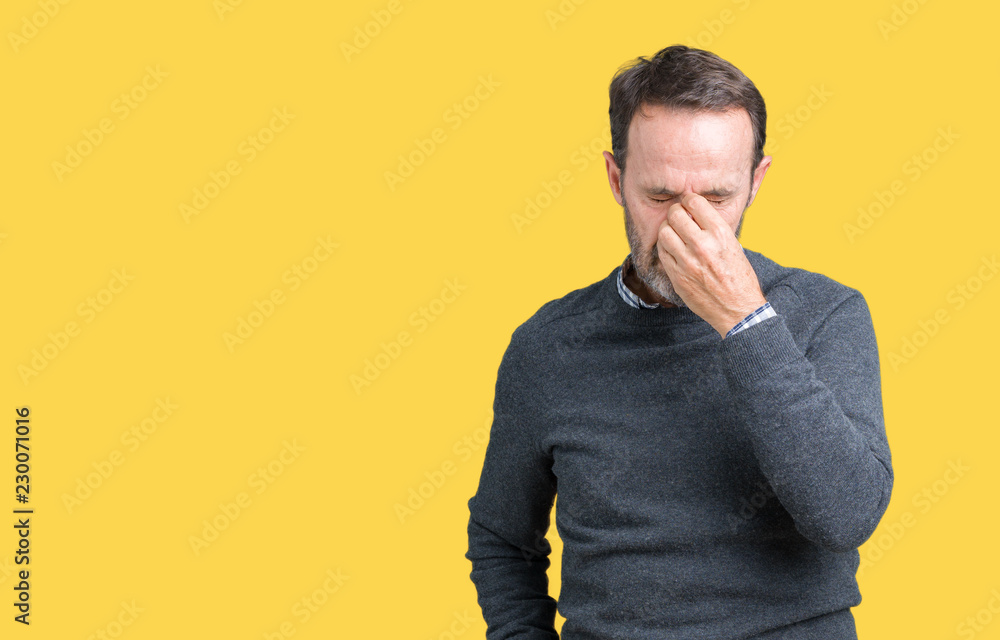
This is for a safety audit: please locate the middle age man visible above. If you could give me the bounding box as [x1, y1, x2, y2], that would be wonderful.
[466, 45, 893, 640]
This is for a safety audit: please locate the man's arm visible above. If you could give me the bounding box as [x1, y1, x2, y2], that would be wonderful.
[466, 334, 560, 639]
[655, 192, 892, 550]
[718, 290, 893, 552]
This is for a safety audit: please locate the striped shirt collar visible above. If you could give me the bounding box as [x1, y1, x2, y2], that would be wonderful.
[616, 254, 662, 309]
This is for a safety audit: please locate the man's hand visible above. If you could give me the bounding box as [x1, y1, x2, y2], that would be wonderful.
[656, 192, 767, 338]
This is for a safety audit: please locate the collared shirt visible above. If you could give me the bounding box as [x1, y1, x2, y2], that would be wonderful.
[615, 254, 776, 337]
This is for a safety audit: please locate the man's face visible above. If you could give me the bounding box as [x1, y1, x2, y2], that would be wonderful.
[604, 104, 770, 306]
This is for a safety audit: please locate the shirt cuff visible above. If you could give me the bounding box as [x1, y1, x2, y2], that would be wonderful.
[725, 302, 776, 338]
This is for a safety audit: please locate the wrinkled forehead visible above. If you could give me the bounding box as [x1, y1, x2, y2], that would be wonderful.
[627, 105, 755, 184]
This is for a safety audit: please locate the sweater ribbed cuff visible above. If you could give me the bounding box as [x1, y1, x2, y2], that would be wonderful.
[718, 314, 804, 388]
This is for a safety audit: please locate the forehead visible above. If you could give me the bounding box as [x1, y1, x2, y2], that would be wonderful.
[626, 104, 754, 191]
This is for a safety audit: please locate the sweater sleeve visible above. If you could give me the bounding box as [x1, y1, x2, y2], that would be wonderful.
[717, 290, 894, 552]
[465, 334, 560, 640]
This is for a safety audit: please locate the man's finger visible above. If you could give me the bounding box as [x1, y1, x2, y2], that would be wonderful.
[679, 192, 726, 233]
[657, 221, 687, 266]
[664, 201, 701, 244]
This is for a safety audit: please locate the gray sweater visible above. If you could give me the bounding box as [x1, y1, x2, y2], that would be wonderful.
[465, 248, 894, 639]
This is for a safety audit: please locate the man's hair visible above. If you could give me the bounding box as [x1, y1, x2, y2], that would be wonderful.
[608, 45, 767, 185]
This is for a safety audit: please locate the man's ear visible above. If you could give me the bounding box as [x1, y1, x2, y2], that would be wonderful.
[603, 150, 624, 207]
[746, 155, 772, 208]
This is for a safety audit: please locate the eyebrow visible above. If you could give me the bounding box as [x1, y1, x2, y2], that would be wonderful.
[645, 186, 736, 198]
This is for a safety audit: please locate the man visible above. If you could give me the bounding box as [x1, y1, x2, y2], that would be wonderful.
[465, 45, 893, 640]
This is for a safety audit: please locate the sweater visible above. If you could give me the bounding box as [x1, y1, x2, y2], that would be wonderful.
[465, 248, 894, 639]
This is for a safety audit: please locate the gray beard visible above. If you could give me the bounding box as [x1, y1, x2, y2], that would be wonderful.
[623, 197, 687, 307]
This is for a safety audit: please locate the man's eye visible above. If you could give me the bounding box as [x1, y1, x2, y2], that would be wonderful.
[649, 197, 725, 205]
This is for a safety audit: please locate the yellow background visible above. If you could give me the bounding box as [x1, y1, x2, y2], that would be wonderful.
[2, 0, 997, 637]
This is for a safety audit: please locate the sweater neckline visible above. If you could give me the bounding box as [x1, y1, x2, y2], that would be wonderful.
[600, 262, 711, 328]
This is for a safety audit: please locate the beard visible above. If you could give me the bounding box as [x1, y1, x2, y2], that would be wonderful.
[622, 195, 687, 307]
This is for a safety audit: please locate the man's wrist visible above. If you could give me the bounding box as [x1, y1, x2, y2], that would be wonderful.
[723, 302, 776, 338]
